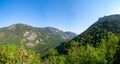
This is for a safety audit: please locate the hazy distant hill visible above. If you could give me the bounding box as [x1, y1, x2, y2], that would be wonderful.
[0, 23, 77, 52]
[64, 31, 77, 38]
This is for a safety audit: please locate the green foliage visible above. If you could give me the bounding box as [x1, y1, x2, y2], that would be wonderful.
[47, 55, 66, 64]
[0, 42, 41, 64]
[113, 46, 120, 64]
[56, 32, 120, 64]
[0, 44, 17, 64]
[48, 48, 58, 55]
[65, 44, 107, 64]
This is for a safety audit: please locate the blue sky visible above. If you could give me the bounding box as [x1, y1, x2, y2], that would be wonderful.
[0, 0, 120, 34]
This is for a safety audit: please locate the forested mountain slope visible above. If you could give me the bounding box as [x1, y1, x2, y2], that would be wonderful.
[58, 14, 120, 49]
[0, 23, 77, 52]
[73, 14, 120, 45]
[56, 15, 120, 64]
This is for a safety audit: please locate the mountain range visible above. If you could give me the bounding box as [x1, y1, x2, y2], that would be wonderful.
[1, 14, 120, 64]
[0, 23, 77, 52]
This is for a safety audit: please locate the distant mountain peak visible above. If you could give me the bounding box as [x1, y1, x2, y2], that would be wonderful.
[64, 31, 77, 38]
[44, 27, 63, 33]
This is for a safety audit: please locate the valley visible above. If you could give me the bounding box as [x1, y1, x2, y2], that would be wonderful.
[1, 15, 120, 64]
